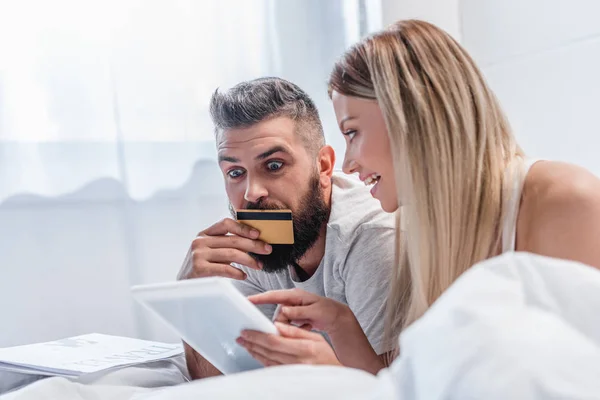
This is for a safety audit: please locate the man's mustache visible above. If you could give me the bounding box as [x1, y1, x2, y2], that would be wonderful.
[245, 200, 287, 210]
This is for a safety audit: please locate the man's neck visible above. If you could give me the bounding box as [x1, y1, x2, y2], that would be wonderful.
[295, 184, 332, 279]
[295, 224, 328, 278]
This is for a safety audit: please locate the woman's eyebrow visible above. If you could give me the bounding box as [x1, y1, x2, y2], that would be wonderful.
[339, 116, 356, 130]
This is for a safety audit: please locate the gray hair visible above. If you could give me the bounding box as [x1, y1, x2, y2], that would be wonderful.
[209, 77, 325, 155]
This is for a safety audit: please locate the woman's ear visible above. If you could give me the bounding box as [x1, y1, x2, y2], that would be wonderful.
[317, 145, 336, 187]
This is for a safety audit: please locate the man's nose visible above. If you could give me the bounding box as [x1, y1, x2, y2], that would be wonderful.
[244, 177, 268, 204]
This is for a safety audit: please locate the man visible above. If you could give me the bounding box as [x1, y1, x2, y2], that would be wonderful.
[177, 77, 395, 379]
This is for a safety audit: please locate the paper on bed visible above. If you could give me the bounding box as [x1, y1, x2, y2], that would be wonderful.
[0, 333, 182, 378]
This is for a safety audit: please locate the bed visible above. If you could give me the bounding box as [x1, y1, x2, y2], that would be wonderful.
[3, 252, 600, 400]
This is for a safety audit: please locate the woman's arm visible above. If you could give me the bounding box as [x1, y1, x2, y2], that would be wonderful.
[326, 304, 386, 374]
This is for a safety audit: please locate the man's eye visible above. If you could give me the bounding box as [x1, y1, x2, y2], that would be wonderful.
[227, 169, 245, 178]
[266, 161, 283, 171]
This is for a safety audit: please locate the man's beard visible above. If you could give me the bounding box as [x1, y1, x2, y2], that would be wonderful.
[229, 175, 330, 273]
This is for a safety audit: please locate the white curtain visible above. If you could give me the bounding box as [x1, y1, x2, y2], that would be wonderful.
[0, 0, 380, 346]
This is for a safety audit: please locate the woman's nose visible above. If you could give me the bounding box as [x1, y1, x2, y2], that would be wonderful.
[342, 157, 359, 175]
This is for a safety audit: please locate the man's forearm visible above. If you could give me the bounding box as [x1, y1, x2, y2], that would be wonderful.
[183, 342, 222, 380]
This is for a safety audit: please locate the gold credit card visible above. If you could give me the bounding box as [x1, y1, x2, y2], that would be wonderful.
[236, 209, 294, 245]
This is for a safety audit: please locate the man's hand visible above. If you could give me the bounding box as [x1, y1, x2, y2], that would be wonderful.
[179, 218, 272, 280]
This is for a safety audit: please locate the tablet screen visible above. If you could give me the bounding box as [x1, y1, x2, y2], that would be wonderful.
[132, 278, 278, 374]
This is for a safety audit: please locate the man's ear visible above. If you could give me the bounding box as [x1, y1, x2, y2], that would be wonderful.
[317, 145, 335, 186]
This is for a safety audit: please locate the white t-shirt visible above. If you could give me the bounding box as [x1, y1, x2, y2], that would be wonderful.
[232, 173, 396, 354]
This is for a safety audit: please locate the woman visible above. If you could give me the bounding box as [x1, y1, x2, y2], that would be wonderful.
[236, 19, 600, 373]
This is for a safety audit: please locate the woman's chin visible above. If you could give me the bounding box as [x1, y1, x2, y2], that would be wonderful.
[371, 179, 400, 213]
[378, 197, 399, 213]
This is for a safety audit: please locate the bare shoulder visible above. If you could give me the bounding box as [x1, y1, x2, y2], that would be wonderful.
[522, 161, 600, 212]
[518, 160, 600, 269]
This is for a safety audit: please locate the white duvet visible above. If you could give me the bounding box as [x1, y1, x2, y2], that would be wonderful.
[4, 252, 600, 400]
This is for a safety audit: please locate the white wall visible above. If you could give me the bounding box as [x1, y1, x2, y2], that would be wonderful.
[381, 0, 600, 176]
[380, 0, 461, 40]
[460, 0, 600, 176]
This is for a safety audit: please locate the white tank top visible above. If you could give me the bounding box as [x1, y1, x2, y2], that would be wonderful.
[501, 158, 541, 253]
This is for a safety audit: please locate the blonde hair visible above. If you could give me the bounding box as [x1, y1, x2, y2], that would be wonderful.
[328, 20, 524, 349]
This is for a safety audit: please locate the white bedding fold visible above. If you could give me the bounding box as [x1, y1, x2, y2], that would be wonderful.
[4, 252, 600, 400]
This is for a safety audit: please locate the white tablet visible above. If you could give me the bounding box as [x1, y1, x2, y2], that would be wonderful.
[131, 277, 278, 375]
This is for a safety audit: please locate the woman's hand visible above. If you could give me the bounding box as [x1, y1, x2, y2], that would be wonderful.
[248, 288, 350, 334]
[247, 288, 387, 374]
[237, 322, 342, 367]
